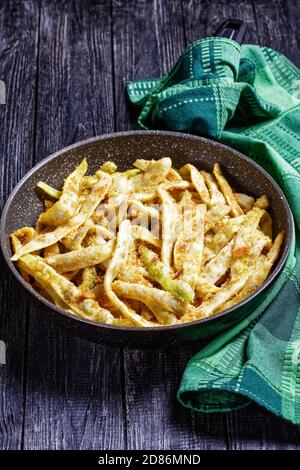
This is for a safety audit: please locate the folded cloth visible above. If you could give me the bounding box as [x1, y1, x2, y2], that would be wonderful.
[127, 37, 300, 423]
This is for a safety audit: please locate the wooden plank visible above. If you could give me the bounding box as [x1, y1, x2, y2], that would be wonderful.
[112, 0, 186, 131]
[1, 0, 298, 451]
[22, 0, 125, 450]
[227, 0, 300, 447]
[112, 0, 228, 450]
[181, 0, 259, 44]
[284, 0, 300, 67]
[0, 0, 39, 450]
[182, 0, 300, 449]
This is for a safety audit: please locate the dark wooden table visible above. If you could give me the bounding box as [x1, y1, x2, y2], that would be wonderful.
[1, 0, 300, 450]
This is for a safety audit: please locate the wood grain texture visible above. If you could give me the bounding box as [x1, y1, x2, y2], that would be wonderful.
[182, 0, 300, 449]
[22, 0, 125, 450]
[112, 0, 227, 450]
[253, 0, 300, 67]
[0, 0, 39, 450]
[181, 0, 259, 44]
[226, 405, 300, 450]
[112, 0, 186, 132]
[123, 345, 229, 450]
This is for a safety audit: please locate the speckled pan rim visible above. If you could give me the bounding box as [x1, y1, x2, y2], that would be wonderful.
[0, 130, 293, 333]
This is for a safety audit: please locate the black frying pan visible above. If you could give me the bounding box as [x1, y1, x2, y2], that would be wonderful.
[0, 131, 293, 347]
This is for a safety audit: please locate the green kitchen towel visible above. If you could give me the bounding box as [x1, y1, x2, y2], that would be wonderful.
[127, 37, 300, 423]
